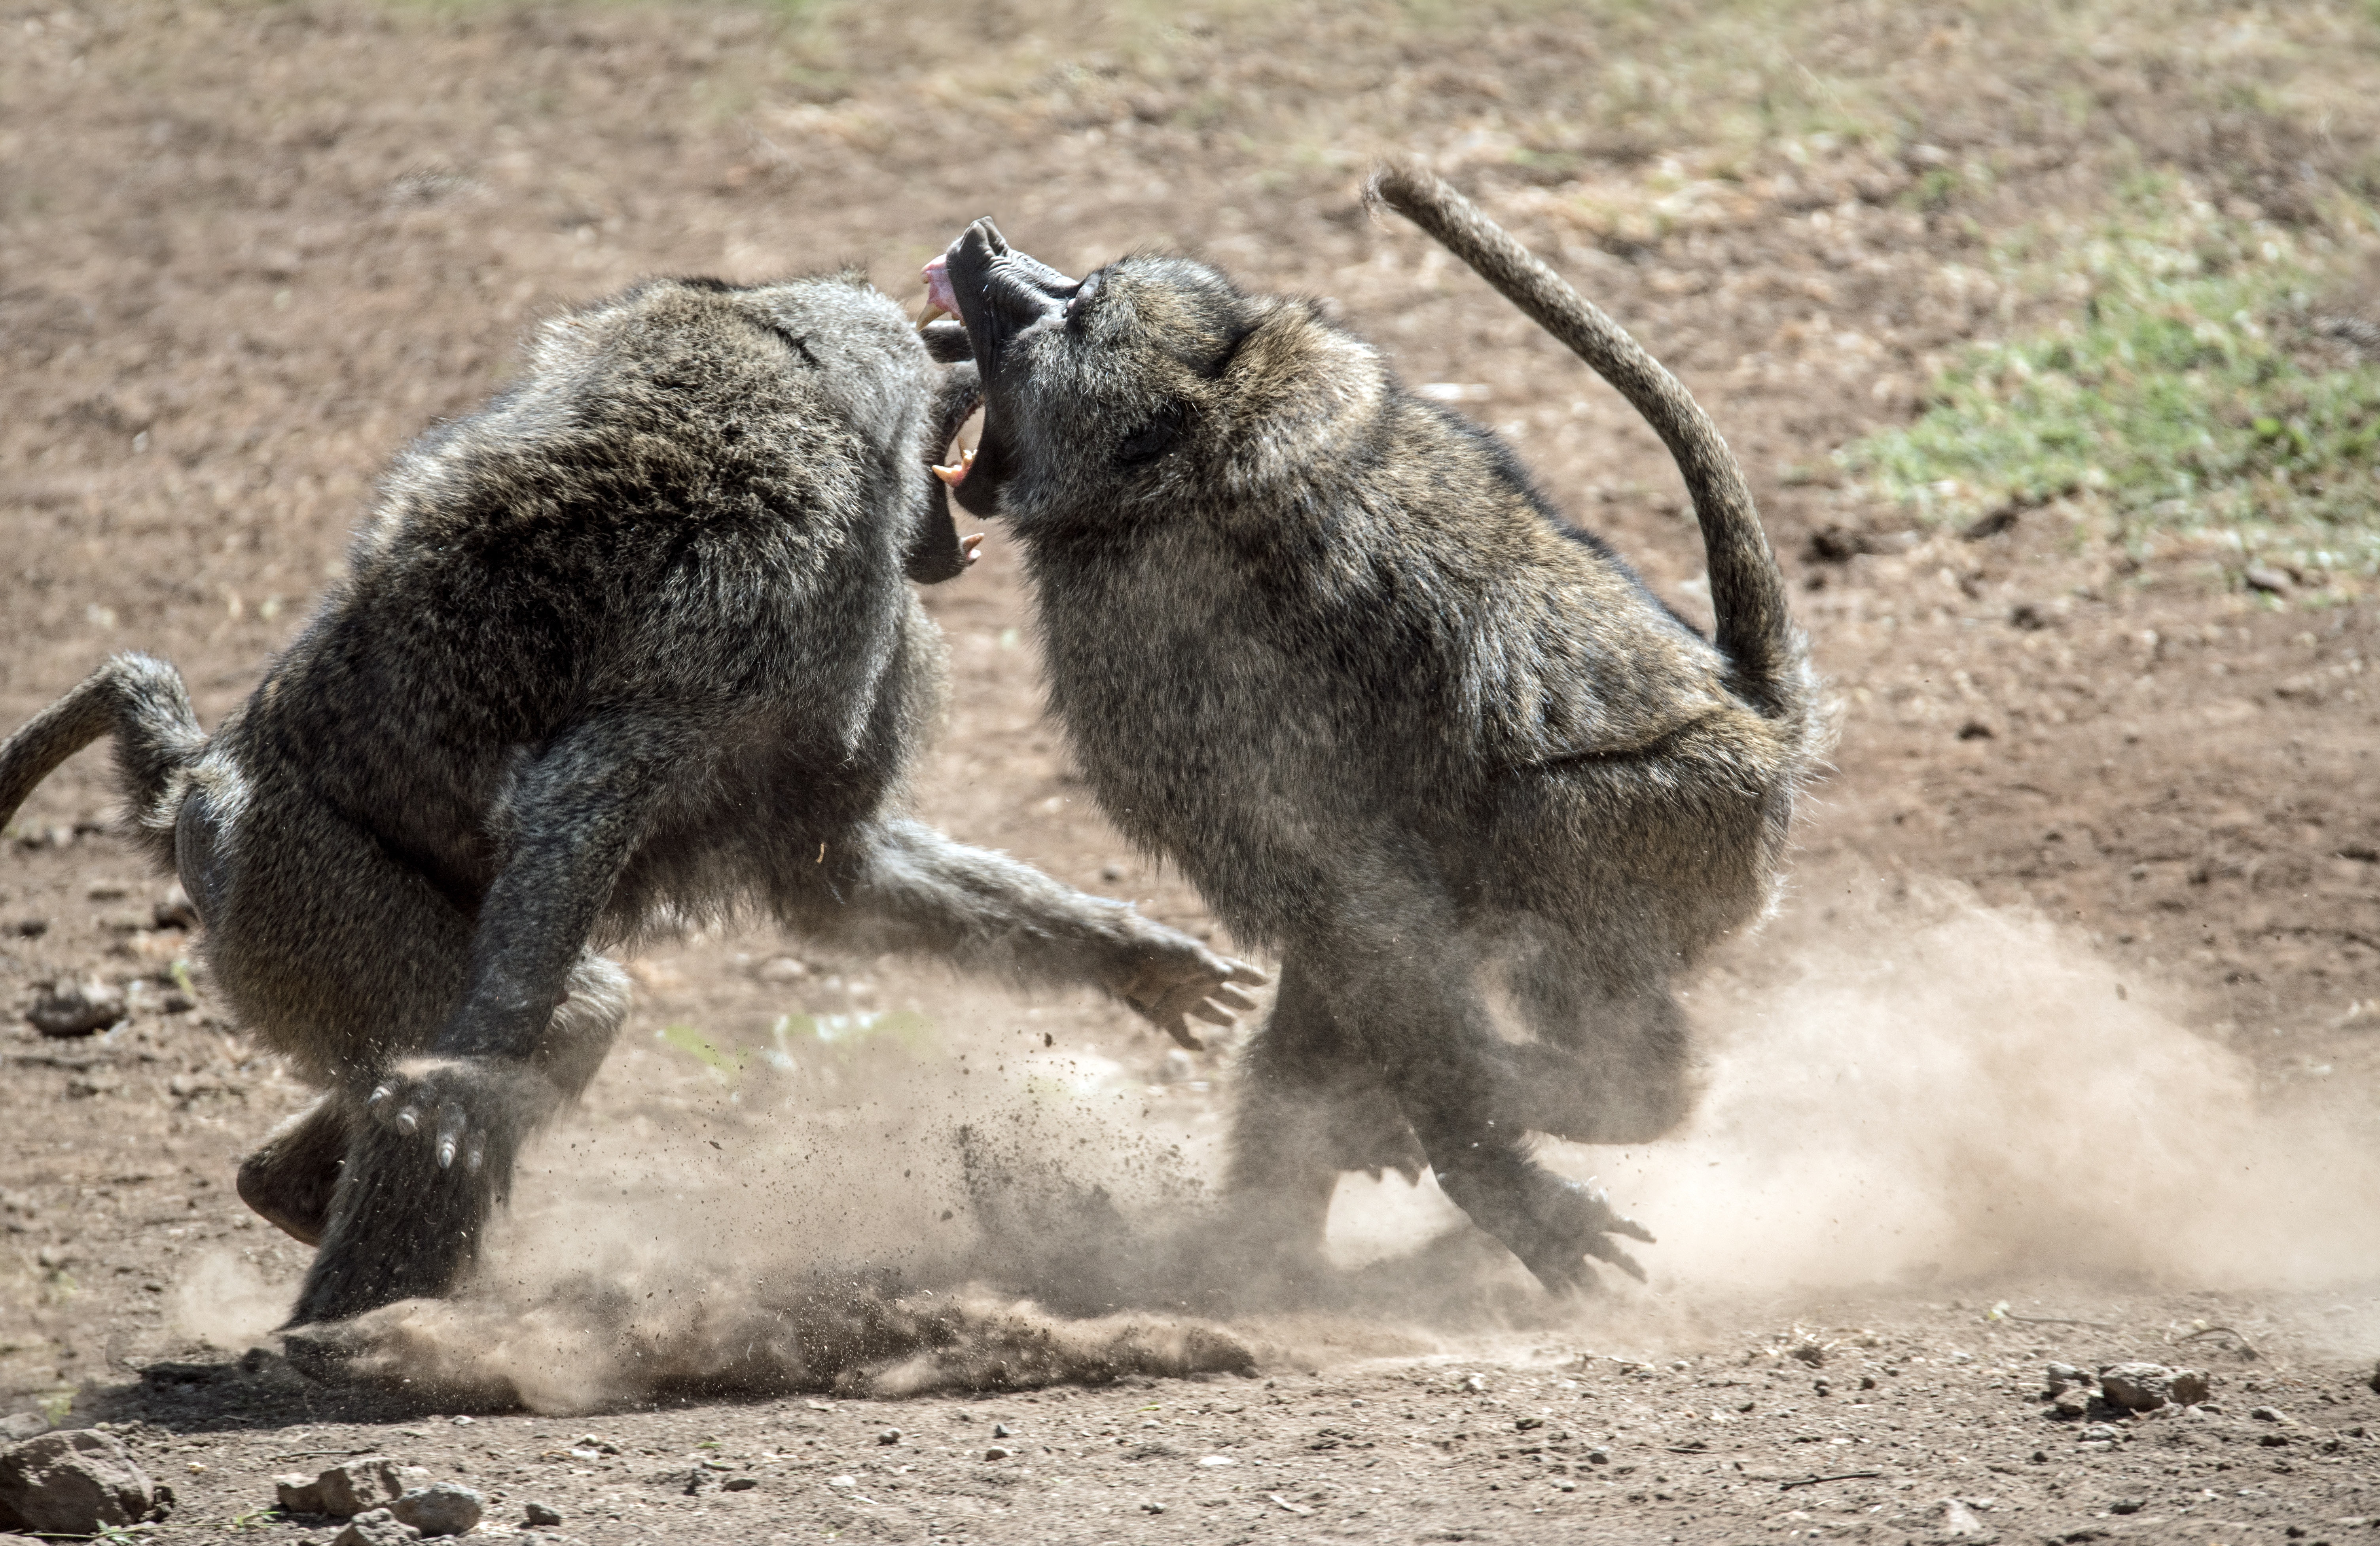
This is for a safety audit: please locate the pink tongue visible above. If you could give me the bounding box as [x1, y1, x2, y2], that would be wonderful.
[922, 254, 959, 317]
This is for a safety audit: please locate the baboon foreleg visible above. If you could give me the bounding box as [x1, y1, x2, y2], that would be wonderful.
[238, 1099, 349, 1247]
[783, 817, 1266, 1044]
[1490, 947, 1695, 1145]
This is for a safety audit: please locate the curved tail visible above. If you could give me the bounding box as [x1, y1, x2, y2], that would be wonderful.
[1368, 159, 1810, 726]
[1, 654, 205, 850]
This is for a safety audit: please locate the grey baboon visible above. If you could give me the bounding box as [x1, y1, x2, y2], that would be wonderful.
[920, 163, 1823, 1293]
[0, 272, 1263, 1332]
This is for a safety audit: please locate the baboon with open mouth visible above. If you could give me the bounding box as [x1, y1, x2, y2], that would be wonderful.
[920, 163, 1824, 1293]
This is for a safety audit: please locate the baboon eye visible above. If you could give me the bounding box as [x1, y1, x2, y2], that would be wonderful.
[1065, 270, 1105, 330]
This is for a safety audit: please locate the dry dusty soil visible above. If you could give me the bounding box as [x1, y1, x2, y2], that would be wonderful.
[4, 2, 2380, 1542]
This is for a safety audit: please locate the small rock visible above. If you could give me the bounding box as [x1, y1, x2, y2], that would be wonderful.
[1585, 1447, 1611, 1466]
[722, 1476, 757, 1492]
[279, 1456, 406, 1519]
[2109, 1498, 2144, 1515]
[153, 885, 198, 930]
[1812, 1378, 1831, 1396]
[2051, 1389, 2090, 1418]
[1141, 1500, 1166, 1514]
[330, 1507, 420, 1546]
[521, 1501, 562, 1527]
[756, 957, 807, 983]
[991, 1422, 1011, 1439]
[2250, 1404, 2285, 1422]
[2098, 1362, 2177, 1411]
[0, 1429, 159, 1534]
[1956, 719, 1994, 741]
[2244, 565, 2293, 596]
[1513, 1416, 1543, 1431]
[2168, 1370, 2210, 1405]
[27, 980, 126, 1037]
[2044, 1362, 2090, 1393]
[389, 1483, 481, 1538]
[982, 1447, 1011, 1462]
[84, 882, 128, 902]
[1940, 1498, 1986, 1536]
[9, 919, 46, 939]
[2078, 1423, 2119, 1444]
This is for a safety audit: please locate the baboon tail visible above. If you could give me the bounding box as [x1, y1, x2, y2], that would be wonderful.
[1368, 159, 1811, 726]
[0, 654, 205, 839]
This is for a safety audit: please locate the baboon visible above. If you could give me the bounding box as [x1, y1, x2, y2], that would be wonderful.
[0, 272, 1263, 1332]
[920, 163, 1823, 1292]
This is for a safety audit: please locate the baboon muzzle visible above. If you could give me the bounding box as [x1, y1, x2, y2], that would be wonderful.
[925, 220, 1078, 516]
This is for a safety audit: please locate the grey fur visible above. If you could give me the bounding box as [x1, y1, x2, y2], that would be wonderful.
[928, 163, 1823, 1293]
[0, 272, 1261, 1333]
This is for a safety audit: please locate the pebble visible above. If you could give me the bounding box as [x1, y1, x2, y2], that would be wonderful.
[877, 1428, 902, 1446]
[1141, 1500, 1166, 1514]
[982, 1447, 1012, 1462]
[522, 1501, 562, 1527]
[27, 980, 126, 1037]
[2250, 1405, 2285, 1422]
[2044, 1362, 2090, 1394]
[756, 957, 808, 983]
[991, 1423, 1011, 1438]
[2098, 1362, 2178, 1411]
[389, 1483, 482, 1538]
[0, 1430, 159, 1534]
[330, 1507, 420, 1546]
[275, 1456, 415, 1519]
[2051, 1389, 2091, 1417]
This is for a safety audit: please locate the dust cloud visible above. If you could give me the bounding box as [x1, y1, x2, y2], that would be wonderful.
[301, 877, 2379, 1411]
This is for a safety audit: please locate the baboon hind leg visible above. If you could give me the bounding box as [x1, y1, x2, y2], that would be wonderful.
[1492, 944, 1695, 1146]
[238, 1099, 350, 1247]
[1220, 955, 1425, 1278]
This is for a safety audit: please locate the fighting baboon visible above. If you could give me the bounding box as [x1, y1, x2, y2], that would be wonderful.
[920, 163, 1823, 1292]
[0, 272, 1263, 1332]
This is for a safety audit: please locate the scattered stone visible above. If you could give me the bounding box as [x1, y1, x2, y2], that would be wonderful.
[277, 1456, 408, 1519]
[1585, 1447, 1611, 1466]
[982, 1447, 1011, 1462]
[9, 920, 46, 939]
[991, 1422, 1011, 1439]
[2078, 1423, 2119, 1445]
[1940, 1498, 1986, 1535]
[27, 979, 125, 1037]
[1141, 1501, 1166, 1514]
[0, 1429, 160, 1534]
[2044, 1363, 2090, 1394]
[2051, 1389, 2091, 1418]
[1813, 1378, 1832, 1396]
[722, 1476, 757, 1492]
[0, 1417, 44, 1444]
[1790, 1342, 1827, 1368]
[389, 1483, 481, 1538]
[2244, 565, 2293, 596]
[2098, 1362, 2180, 1411]
[2170, 1370, 2210, 1406]
[877, 1428, 902, 1446]
[522, 1501, 562, 1527]
[756, 957, 807, 983]
[2251, 1405, 2285, 1422]
[330, 1507, 420, 1546]
[1957, 719, 1994, 741]
[2109, 1498, 2144, 1515]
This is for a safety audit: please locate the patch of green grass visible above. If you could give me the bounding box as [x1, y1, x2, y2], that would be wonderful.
[1840, 178, 2380, 574]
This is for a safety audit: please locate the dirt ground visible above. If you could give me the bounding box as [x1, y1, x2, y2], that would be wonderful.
[4, 0, 2380, 1540]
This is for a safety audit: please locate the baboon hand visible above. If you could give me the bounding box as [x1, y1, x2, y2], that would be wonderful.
[1112, 932, 1268, 1052]
[364, 1056, 559, 1174]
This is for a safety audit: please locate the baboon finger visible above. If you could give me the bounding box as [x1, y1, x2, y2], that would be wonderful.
[1583, 1235, 1650, 1283]
[435, 1103, 467, 1170]
[1213, 985, 1260, 1012]
[465, 1133, 486, 1175]
[1156, 1015, 1205, 1052]
[393, 1106, 421, 1137]
[1188, 1000, 1237, 1028]
[1221, 960, 1270, 985]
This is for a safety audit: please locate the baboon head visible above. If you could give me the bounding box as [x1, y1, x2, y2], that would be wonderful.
[925, 220, 1387, 528]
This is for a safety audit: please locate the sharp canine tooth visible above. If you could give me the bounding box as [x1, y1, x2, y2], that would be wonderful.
[961, 447, 978, 466]
[932, 461, 966, 485]
[916, 301, 951, 330]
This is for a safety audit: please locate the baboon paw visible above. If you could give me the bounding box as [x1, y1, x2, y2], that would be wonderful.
[366, 1056, 555, 1174]
[1114, 932, 1270, 1050]
[1530, 1178, 1654, 1292]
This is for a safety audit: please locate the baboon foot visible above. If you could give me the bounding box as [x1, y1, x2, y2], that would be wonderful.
[285, 1098, 508, 1328]
[1434, 1150, 1654, 1294]
[237, 1101, 349, 1247]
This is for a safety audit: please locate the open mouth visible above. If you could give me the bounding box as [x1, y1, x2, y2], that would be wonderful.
[920, 220, 1077, 515]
